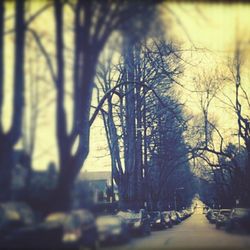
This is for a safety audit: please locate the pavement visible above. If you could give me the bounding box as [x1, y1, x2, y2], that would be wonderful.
[102, 201, 250, 250]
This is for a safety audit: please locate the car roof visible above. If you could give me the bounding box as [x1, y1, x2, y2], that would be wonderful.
[45, 212, 67, 222]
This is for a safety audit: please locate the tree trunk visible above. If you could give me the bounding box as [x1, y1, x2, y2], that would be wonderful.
[50, 157, 76, 212]
[0, 0, 4, 129]
[0, 0, 25, 201]
[124, 40, 137, 209]
[135, 46, 143, 208]
[245, 139, 250, 206]
[0, 142, 13, 201]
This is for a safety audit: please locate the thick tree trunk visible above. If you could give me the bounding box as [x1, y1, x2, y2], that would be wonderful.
[0, 142, 13, 201]
[0, 0, 25, 201]
[50, 156, 76, 212]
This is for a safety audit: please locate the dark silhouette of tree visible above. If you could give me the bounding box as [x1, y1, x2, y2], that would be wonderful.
[95, 38, 194, 210]
[0, 0, 25, 201]
[48, 0, 162, 211]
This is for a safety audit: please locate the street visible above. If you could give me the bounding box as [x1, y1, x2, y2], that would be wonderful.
[103, 203, 250, 250]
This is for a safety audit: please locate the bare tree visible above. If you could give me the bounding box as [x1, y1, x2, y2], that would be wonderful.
[47, 0, 161, 211]
[229, 43, 250, 205]
[95, 38, 188, 210]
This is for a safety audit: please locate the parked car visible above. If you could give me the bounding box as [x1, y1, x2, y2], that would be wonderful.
[203, 206, 209, 214]
[206, 209, 212, 220]
[206, 209, 219, 223]
[215, 209, 231, 229]
[63, 209, 99, 249]
[226, 208, 250, 233]
[8, 212, 68, 248]
[96, 215, 130, 245]
[0, 202, 37, 247]
[169, 211, 181, 224]
[162, 211, 173, 228]
[117, 209, 150, 236]
[181, 210, 191, 219]
[186, 208, 194, 216]
[0, 202, 35, 232]
[209, 209, 220, 224]
[42, 212, 68, 247]
[176, 211, 185, 221]
[149, 211, 166, 229]
[10, 210, 98, 249]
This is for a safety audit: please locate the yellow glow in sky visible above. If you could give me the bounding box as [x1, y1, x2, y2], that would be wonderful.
[2, 2, 250, 172]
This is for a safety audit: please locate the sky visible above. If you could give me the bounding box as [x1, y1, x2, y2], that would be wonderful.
[2, 1, 250, 173]
[84, 2, 250, 173]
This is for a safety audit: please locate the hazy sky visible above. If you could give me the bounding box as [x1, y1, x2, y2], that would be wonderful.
[3, 2, 250, 172]
[85, 2, 250, 173]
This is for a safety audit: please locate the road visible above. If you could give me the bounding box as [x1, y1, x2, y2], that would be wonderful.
[103, 203, 250, 250]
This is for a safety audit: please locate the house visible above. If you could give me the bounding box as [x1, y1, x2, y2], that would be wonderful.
[78, 171, 111, 203]
[77, 171, 118, 203]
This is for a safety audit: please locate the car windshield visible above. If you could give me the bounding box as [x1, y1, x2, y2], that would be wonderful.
[149, 212, 160, 219]
[96, 216, 121, 226]
[117, 211, 140, 220]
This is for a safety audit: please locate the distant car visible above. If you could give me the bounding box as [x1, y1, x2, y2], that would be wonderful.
[206, 209, 212, 220]
[186, 208, 194, 216]
[206, 209, 219, 223]
[161, 211, 173, 228]
[96, 215, 129, 245]
[215, 209, 231, 229]
[203, 206, 209, 214]
[63, 209, 98, 249]
[169, 211, 181, 224]
[209, 210, 220, 224]
[226, 208, 250, 233]
[181, 210, 191, 219]
[149, 211, 166, 229]
[176, 211, 185, 221]
[117, 209, 150, 236]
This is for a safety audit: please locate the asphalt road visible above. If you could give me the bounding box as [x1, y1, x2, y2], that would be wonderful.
[102, 203, 250, 250]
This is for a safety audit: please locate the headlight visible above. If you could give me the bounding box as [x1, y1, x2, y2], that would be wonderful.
[63, 233, 78, 242]
[134, 221, 141, 227]
[156, 219, 161, 223]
